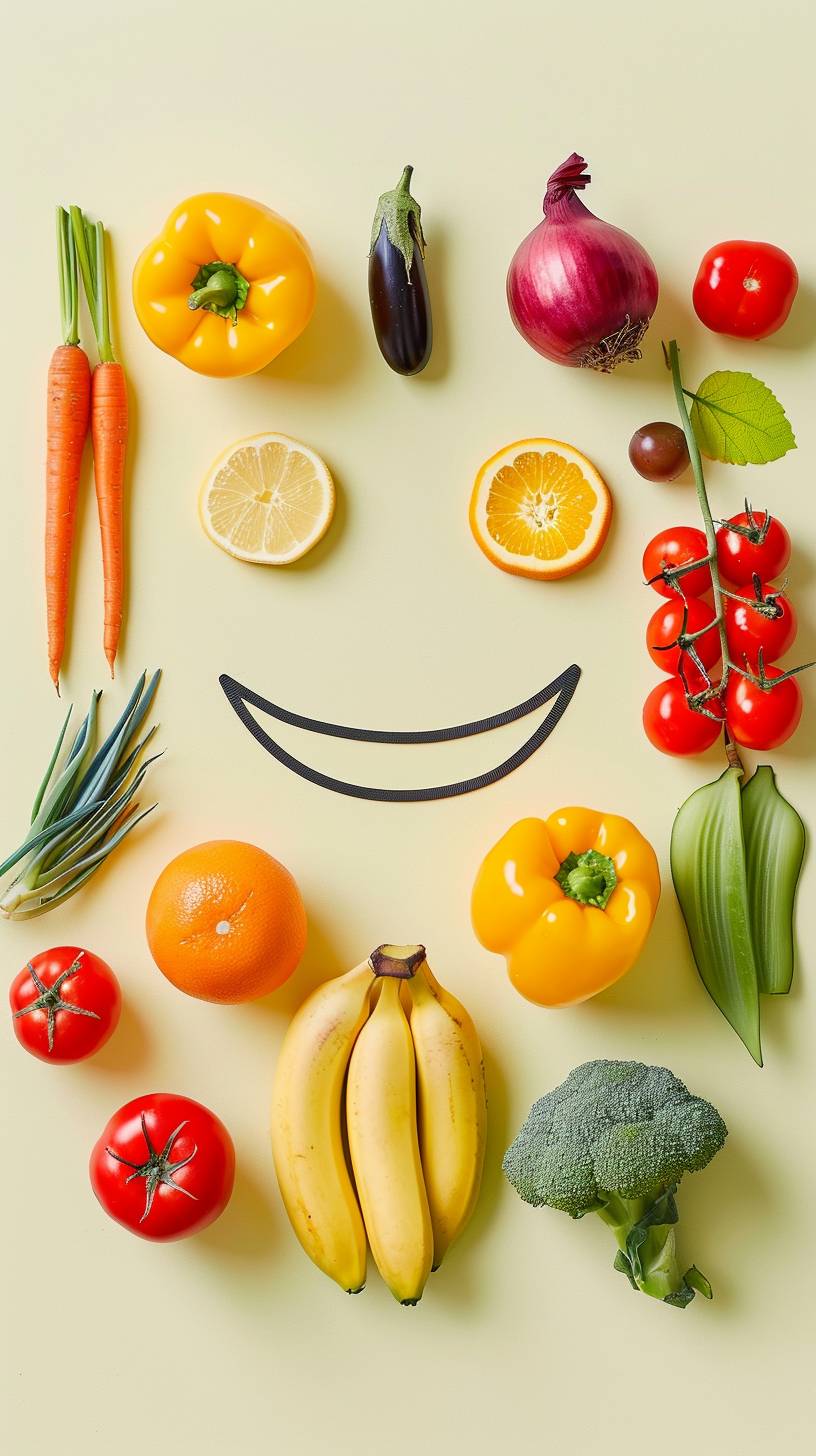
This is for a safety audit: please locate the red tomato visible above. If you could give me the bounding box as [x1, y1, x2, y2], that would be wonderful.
[693, 240, 798, 339]
[643, 676, 724, 756]
[716, 510, 791, 586]
[725, 580, 797, 665]
[646, 597, 721, 675]
[643, 526, 711, 598]
[90, 1093, 235, 1242]
[724, 667, 803, 750]
[9, 947, 121, 1064]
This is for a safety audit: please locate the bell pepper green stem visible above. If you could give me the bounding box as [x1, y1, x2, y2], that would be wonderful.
[188, 270, 240, 312]
[186, 261, 249, 324]
[556, 850, 617, 910]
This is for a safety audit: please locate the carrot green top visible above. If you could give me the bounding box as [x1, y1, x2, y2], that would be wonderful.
[70, 205, 116, 364]
[57, 207, 80, 347]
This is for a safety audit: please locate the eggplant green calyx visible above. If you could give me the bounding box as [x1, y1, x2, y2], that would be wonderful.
[369, 165, 426, 279]
[556, 849, 617, 909]
[188, 261, 249, 323]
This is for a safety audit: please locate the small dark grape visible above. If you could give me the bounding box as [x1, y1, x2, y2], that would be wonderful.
[628, 422, 690, 482]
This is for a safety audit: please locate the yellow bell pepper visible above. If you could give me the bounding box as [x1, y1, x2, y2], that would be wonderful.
[132, 193, 315, 378]
[472, 808, 660, 1007]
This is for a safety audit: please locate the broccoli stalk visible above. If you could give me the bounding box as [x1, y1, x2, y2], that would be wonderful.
[594, 1188, 711, 1307]
[503, 1061, 727, 1309]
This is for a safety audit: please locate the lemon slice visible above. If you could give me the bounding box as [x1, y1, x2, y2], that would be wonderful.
[200, 432, 335, 564]
[469, 437, 612, 579]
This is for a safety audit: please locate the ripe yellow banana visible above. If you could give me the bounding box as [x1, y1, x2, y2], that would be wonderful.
[405, 959, 487, 1268]
[271, 961, 373, 1293]
[346, 952, 433, 1305]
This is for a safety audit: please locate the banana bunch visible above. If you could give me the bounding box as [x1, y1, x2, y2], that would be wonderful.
[271, 943, 487, 1304]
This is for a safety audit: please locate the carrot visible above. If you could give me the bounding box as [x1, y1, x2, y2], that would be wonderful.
[90, 361, 127, 673]
[46, 208, 91, 691]
[71, 207, 128, 677]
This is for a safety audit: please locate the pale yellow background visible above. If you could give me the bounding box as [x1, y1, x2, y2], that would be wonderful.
[2, 1, 813, 1451]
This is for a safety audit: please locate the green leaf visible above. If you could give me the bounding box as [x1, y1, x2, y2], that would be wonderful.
[688, 370, 796, 466]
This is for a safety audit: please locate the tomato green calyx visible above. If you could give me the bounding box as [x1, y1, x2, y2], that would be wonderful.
[369, 165, 427, 280]
[556, 850, 617, 909]
[12, 952, 99, 1053]
[651, 599, 719, 681]
[188, 262, 249, 324]
[732, 647, 816, 692]
[645, 552, 712, 596]
[106, 1115, 199, 1223]
[721, 574, 785, 621]
[714, 500, 773, 547]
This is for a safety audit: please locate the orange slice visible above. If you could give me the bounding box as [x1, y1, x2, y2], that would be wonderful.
[469, 438, 612, 579]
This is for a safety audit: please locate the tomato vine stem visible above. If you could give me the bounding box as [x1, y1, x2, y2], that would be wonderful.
[668, 340, 732, 688]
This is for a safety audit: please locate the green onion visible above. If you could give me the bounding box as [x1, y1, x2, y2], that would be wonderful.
[0, 670, 161, 920]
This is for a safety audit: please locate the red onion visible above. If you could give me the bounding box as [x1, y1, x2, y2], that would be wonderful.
[507, 153, 659, 372]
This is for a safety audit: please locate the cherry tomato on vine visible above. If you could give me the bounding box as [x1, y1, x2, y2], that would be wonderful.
[642, 676, 724, 756]
[90, 1092, 235, 1242]
[693, 240, 798, 340]
[724, 667, 803, 750]
[646, 597, 721, 675]
[725, 580, 797, 665]
[643, 526, 711, 598]
[716, 509, 791, 586]
[629, 422, 690, 482]
[9, 947, 121, 1064]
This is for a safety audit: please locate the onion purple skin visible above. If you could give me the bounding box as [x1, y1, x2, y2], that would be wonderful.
[507, 211, 659, 371]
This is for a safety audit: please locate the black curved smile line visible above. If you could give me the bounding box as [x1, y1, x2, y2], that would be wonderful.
[219, 663, 581, 803]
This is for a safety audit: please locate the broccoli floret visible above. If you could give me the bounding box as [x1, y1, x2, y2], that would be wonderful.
[503, 1060, 727, 1308]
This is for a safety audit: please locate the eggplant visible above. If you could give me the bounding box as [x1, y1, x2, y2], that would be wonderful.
[368, 165, 432, 375]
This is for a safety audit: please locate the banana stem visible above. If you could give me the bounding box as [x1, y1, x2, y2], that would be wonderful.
[369, 944, 426, 979]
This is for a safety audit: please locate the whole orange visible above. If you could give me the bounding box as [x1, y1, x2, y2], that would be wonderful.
[146, 840, 307, 1004]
